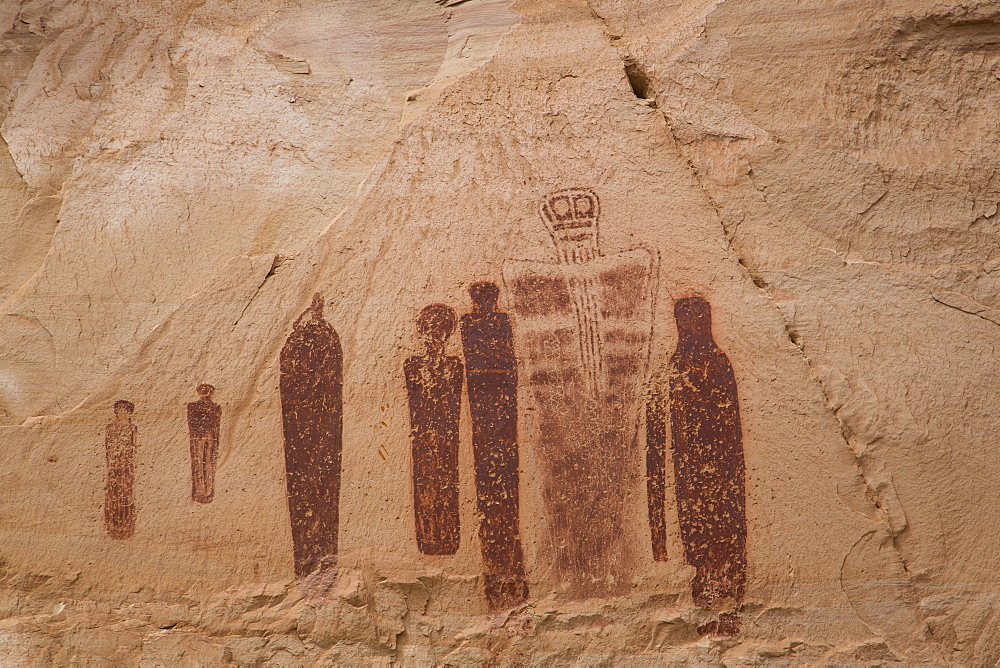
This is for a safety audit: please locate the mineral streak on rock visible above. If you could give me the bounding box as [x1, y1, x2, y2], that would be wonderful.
[460, 281, 528, 609]
[279, 294, 343, 578]
[406, 303, 464, 556]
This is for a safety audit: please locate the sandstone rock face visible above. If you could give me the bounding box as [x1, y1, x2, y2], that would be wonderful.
[0, 0, 997, 663]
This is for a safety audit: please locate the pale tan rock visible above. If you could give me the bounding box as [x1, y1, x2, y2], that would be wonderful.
[0, 0, 998, 663]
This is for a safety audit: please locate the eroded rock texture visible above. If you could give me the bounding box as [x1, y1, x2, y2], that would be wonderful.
[0, 0, 997, 663]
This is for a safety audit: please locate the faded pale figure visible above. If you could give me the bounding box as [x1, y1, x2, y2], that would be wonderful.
[104, 399, 137, 539]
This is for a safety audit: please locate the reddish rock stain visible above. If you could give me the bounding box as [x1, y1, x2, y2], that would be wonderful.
[599, 265, 648, 319]
[507, 274, 573, 316]
[646, 387, 669, 562]
[697, 611, 742, 636]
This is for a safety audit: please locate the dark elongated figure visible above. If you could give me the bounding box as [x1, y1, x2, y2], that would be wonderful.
[669, 296, 746, 628]
[460, 281, 528, 609]
[646, 383, 669, 562]
[406, 304, 464, 555]
[188, 384, 221, 503]
[105, 399, 137, 539]
[280, 293, 343, 578]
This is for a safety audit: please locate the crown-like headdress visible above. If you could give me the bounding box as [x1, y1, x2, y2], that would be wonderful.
[538, 188, 601, 262]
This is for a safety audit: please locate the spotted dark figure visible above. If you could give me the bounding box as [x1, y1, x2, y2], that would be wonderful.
[188, 383, 221, 503]
[104, 399, 137, 539]
[280, 294, 343, 578]
[460, 281, 528, 609]
[667, 296, 746, 634]
[406, 303, 464, 555]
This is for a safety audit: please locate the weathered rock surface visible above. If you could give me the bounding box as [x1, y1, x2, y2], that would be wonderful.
[1, 0, 998, 663]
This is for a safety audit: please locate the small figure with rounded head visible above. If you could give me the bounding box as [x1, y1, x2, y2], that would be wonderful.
[188, 383, 222, 503]
[405, 303, 464, 555]
[416, 303, 457, 358]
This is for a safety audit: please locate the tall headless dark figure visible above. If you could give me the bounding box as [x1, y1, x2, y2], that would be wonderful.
[280, 294, 343, 578]
[668, 296, 746, 635]
[406, 304, 464, 555]
[460, 281, 528, 609]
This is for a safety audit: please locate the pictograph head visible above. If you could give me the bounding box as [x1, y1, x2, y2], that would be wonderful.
[674, 295, 713, 343]
[417, 303, 457, 345]
[538, 188, 601, 261]
[310, 293, 324, 315]
[196, 383, 215, 397]
[113, 399, 135, 415]
[468, 281, 500, 312]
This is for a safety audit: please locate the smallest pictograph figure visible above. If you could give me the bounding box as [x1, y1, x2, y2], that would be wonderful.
[104, 399, 137, 539]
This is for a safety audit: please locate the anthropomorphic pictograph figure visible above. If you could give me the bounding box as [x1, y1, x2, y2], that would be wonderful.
[188, 383, 221, 504]
[460, 281, 528, 609]
[279, 294, 343, 578]
[104, 399, 137, 539]
[406, 303, 464, 556]
[667, 295, 746, 635]
[502, 188, 655, 595]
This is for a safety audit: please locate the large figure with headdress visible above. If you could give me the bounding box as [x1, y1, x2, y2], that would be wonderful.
[502, 188, 655, 595]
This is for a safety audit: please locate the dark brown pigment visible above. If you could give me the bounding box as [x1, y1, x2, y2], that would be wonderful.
[104, 399, 136, 540]
[460, 281, 528, 609]
[503, 189, 654, 596]
[696, 612, 741, 637]
[406, 304, 464, 555]
[646, 386, 669, 562]
[279, 294, 343, 578]
[668, 296, 746, 631]
[188, 383, 221, 504]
